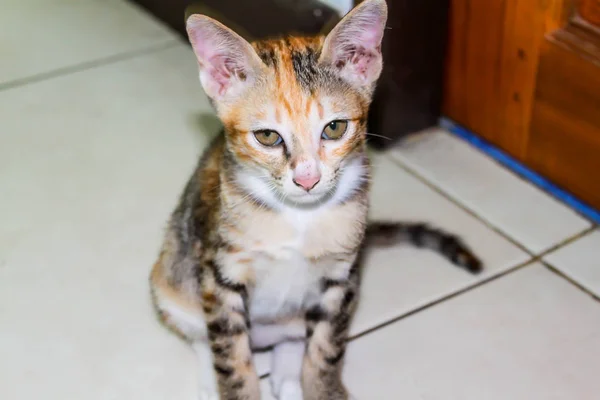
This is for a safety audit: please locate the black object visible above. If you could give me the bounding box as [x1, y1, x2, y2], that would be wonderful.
[367, 0, 450, 149]
[131, 0, 339, 39]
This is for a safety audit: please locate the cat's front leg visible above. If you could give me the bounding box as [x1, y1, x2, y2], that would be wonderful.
[201, 259, 260, 400]
[302, 276, 358, 400]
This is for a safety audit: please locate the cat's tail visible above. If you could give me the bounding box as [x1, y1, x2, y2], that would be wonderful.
[365, 222, 483, 274]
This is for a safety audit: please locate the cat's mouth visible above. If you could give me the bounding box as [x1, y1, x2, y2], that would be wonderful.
[283, 192, 335, 208]
[278, 180, 338, 208]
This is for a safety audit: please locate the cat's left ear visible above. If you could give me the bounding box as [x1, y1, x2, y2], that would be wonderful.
[186, 15, 263, 102]
[320, 0, 388, 91]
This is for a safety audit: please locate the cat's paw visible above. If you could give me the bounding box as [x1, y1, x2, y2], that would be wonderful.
[198, 388, 219, 400]
[277, 380, 303, 400]
[270, 373, 302, 400]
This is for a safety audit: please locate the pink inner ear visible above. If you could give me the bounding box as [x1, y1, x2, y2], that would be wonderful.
[350, 48, 376, 77]
[187, 18, 251, 97]
[360, 24, 384, 50]
[207, 67, 230, 97]
[205, 55, 235, 96]
[331, 14, 384, 62]
[323, 0, 387, 84]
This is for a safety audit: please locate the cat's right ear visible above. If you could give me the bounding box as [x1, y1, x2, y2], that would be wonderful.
[186, 15, 263, 102]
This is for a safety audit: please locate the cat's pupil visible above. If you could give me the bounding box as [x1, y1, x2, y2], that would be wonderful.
[329, 122, 337, 130]
[264, 131, 271, 137]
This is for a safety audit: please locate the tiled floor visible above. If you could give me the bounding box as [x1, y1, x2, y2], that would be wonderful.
[0, 2, 598, 400]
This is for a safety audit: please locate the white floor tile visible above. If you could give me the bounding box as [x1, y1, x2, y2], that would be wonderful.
[0, 0, 176, 85]
[351, 155, 529, 335]
[0, 45, 215, 400]
[545, 229, 600, 297]
[343, 264, 600, 400]
[388, 128, 591, 253]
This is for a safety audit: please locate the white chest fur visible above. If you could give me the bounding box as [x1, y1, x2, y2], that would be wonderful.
[246, 209, 326, 323]
[219, 198, 366, 324]
[249, 248, 321, 322]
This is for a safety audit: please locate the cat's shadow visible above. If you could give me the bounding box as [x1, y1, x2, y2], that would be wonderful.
[188, 112, 223, 144]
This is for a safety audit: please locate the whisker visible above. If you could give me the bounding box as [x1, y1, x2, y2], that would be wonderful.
[366, 133, 392, 141]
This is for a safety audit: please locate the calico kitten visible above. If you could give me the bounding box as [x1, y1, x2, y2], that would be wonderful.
[150, 1, 481, 399]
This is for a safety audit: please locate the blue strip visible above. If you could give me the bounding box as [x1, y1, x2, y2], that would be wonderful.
[440, 118, 600, 224]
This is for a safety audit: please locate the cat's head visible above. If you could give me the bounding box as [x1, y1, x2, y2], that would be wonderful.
[186, 0, 387, 208]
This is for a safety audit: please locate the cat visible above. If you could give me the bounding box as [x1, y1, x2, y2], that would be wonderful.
[149, 0, 481, 399]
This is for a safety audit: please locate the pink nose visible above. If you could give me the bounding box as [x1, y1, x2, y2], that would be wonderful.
[293, 174, 321, 191]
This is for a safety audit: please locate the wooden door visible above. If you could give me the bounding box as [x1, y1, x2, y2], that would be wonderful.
[444, 0, 600, 210]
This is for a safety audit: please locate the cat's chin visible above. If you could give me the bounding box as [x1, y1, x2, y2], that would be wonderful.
[286, 192, 329, 206]
[276, 185, 339, 209]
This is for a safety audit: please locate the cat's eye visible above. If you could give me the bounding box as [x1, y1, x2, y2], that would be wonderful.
[321, 120, 348, 140]
[254, 130, 283, 147]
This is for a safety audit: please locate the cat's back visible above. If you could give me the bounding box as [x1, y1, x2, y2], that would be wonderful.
[151, 134, 225, 290]
[171, 133, 225, 242]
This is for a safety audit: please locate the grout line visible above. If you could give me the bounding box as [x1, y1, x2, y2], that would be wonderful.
[259, 251, 598, 381]
[347, 225, 599, 344]
[347, 258, 537, 342]
[257, 253, 539, 380]
[440, 118, 600, 224]
[535, 226, 596, 259]
[364, 158, 598, 340]
[258, 253, 597, 382]
[0, 40, 180, 93]
[382, 146, 597, 261]
[258, 228, 600, 376]
[259, 256, 538, 381]
[542, 260, 600, 302]
[382, 153, 535, 257]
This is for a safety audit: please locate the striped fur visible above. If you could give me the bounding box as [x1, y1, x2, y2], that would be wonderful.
[365, 222, 483, 273]
[149, 1, 482, 399]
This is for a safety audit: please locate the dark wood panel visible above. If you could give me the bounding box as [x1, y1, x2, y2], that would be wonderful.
[528, 28, 600, 209]
[560, 18, 600, 65]
[130, 0, 338, 39]
[578, 0, 600, 26]
[443, 0, 571, 160]
[443, 0, 509, 152]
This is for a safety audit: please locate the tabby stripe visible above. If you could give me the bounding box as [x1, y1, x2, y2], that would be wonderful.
[207, 318, 246, 340]
[306, 306, 327, 322]
[258, 48, 277, 67]
[211, 343, 232, 357]
[441, 235, 460, 258]
[206, 260, 247, 294]
[365, 222, 483, 273]
[230, 379, 245, 390]
[324, 348, 345, 365]
[408, 224, 427, 246]
[214, 363, 234, 376]
[321, 278, 346, 291]
[332, 312, 351, 335]
[341, 289, 355, 309]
